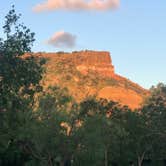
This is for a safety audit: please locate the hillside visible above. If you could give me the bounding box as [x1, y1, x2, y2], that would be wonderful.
[33, 50, 148, 109]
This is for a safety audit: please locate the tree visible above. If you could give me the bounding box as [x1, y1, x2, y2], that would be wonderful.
[73, 98, 127, 166]
[0, 5, 45, 112]
[28, 86, 80, 166]
[0, 6, 45, 165]
[142, 83, 166, 165]
[122, 110, 151, 166]
[72, 98, 106, 166]
[107, 106, 132, 166]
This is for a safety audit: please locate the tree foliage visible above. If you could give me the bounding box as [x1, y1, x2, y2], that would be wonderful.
[0, 6, 45, 111]
[0, 6, 45, 166]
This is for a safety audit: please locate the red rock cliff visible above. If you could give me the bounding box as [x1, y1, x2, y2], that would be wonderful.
[28, 50, 148, 109]
[71, 50, 115, 77]
[34, 50, 115, 77]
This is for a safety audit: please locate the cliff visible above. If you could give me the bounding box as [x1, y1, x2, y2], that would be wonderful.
[33, 50, 148, 109]
[72, 50, 114, 77]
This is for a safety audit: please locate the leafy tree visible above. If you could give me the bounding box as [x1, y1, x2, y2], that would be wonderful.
[121, 110, 151, 166]
[106, 106, 131, 166]
[0, 6, 45, 165]
[74, 98, 106, 166]
[0, 6, 45, 113]
[142, 83, 166, 165]
[73, 98, 126, 166]
[28, 86, 80, 166]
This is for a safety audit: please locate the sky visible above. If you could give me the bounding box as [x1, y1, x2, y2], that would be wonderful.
[0, 0, 166, 89]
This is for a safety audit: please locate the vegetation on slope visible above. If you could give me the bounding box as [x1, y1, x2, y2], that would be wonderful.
[37, 51, 148, 109]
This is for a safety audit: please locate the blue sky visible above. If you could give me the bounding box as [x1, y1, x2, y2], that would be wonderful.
[0, 0, 166, 89]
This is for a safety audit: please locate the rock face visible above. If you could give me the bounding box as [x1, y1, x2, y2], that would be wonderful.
[32, 50, 149, 109]
[35, 50, 114, 77]
[73, 51, 115, 77]
[71, 51, 112, 65]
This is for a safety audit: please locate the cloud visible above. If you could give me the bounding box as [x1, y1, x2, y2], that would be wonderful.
[47, 31, 77, 48]
[33, 0, 120, 12]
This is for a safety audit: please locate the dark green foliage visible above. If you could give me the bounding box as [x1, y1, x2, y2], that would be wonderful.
[0, 6, 44, 166]
[0, 6, 45, 112]
[141, 83, 166, 165]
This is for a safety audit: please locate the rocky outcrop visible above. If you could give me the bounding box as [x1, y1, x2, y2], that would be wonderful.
[72, 50, 114, 77]
[35, 50, 115, 77]
[71, 50, 113, 66]
[31, 50, 149, 109]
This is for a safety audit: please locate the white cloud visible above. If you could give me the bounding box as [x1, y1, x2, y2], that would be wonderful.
[47, 31, 76, 48]
[33, 0, 120, 12]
